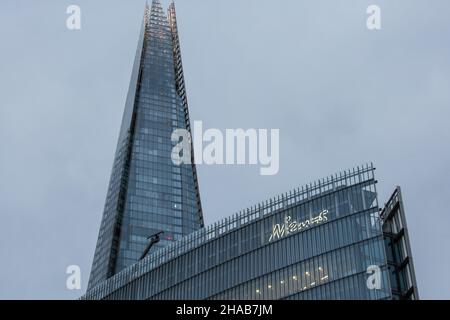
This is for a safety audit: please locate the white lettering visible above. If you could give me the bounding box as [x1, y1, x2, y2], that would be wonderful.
[172, 121, 280, 176]
[66, 265, 81, 290]
[171, 129, 191, 165]
[269, 210, 329, 242]
[367, 265, 382, 289]
[66, 5, 81, 30]
[367, 5, 381, 30]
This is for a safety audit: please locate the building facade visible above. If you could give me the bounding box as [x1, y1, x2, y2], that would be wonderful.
[88, 0, 204, 290]
[85, 1, 419, 300]
[84, 164, 418, 300]
[381, 187, 419, 300]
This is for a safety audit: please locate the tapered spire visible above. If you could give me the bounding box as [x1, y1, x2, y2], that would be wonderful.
[87, 0, 204, 291]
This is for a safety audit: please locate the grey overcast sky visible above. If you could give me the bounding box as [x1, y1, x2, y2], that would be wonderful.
[0, 0, 449, 299]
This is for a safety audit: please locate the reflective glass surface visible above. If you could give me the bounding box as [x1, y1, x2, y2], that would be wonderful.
[88, 0, 203, 290]
[84, 165, 392, 300]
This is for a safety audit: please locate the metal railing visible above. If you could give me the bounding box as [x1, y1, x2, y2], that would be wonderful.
[83, 163, 375, 299]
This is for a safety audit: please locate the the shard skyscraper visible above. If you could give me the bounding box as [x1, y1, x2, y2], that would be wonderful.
[88, 0, 204, 290]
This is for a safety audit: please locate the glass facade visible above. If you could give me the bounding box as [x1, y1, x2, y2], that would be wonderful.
[84, 164, 400, 300]
[381, 187, 419, 300]
[88, 0, 204, 290]
[85, 2, 419, 300]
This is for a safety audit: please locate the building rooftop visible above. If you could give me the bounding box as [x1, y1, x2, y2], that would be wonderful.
[83, 163, 376, 299]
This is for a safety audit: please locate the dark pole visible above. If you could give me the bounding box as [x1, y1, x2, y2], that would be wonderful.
[139, 231, 164, 261]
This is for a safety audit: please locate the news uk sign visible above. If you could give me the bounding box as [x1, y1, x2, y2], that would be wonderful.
[268, 210, 329, 242]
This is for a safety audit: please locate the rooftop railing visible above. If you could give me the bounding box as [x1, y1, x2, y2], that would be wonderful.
[83, 163, 375, 299]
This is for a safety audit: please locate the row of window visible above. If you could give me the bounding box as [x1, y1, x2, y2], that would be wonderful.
[105, 237, 387, 300]
[209, 239, 388, 300]
[104, 207, 384, 299]
[285, 271, 390, 300]
[86, 173, 377, 298]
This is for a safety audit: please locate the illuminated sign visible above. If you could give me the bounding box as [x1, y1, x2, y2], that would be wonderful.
[268, 210, 329, 242]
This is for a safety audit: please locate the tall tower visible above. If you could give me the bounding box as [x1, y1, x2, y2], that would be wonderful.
[88, 0, 204, 290]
